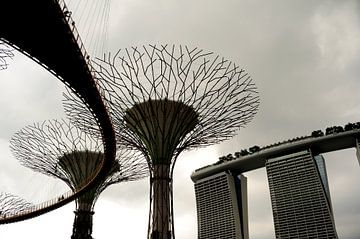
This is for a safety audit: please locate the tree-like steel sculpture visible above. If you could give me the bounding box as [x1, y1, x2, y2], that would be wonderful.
[0, 41, 14, 70]
[10, 119, 148, 239]
[0, 193, 33, 218]
[64, 44, 260, 239]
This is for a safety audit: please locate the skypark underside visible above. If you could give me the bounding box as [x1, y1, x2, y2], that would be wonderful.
[191, 129, 360, 182]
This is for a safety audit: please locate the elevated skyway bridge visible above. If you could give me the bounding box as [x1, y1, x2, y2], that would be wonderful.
[0, 0, 115, 223]
[191, 128, 360, 182]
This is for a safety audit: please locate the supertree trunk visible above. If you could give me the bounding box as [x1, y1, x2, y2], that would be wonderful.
[151, 164, 172, 239]
[71, 210, 94, 239]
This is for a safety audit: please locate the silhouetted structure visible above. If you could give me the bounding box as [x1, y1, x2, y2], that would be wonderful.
[0, 42, 14, 70]
[266, 150, 338, 238]
[194, 172, 248, 239]
[64, 45, 260, 239]
[0, 193, 33, 218]
[10, 119, 148, 239]
[0, 0, 117, 224]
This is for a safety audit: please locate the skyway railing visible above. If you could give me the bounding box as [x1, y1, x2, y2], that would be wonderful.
[57, 0, 91, 66]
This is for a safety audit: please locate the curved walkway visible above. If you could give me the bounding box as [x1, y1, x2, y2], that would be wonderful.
[0, 0, 115, 223]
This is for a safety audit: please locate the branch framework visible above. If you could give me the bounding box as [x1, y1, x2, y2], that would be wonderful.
[64, 44, 260, 162]
[10, 119, 148, 210]
[0, 41, 14, 70]
[0, 193, 33, 217]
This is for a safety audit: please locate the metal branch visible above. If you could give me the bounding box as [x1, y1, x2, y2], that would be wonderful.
[0, 41, 14, 70]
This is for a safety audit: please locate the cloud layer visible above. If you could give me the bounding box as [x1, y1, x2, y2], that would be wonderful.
[0, 0, 359, 238]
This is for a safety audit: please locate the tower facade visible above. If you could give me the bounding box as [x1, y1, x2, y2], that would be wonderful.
[194, 172, 248, 239]
[266, 150, 338, 238]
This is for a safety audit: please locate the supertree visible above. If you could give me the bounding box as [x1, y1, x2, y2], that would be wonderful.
[0, 193, 34, 218]
[10, 119, 148, 239]
[0, 41, 14, 70]
[63, 44, 260, 239]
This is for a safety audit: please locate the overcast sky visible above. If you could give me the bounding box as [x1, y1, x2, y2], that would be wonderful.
[1, 0, 360, 238]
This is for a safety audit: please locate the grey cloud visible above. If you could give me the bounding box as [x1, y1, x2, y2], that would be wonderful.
[104, 1, 360, 238]
[0, 52, 66, 140]
[1, 0, 360, 238]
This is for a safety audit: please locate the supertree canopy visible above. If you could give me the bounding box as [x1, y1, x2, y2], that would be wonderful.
[0, 41, 14, 70]
[0, 193, 34, 218]
[10, 119, 148, 239]
[63, 44, 260, 239]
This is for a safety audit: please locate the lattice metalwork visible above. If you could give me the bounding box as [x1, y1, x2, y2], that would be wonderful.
[0, 41, 14, 70]
[0, 193, 34, 218]
[10, 119, 148, 239]
[63, 44, 260, 239]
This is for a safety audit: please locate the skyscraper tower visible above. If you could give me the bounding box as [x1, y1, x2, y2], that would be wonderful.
[193, 172, 248, 239]
[10, 119, 148, 239]
[266, 150, 338, 238]
[63, 44, 260, 239]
